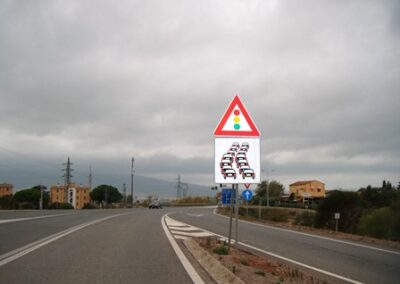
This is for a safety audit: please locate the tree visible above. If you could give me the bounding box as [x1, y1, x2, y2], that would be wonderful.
[315, 191, 365, 233]
[359, 181, 400, 208]
[90, 185, 123, 204]
[255, 180, 284, 200]
[13, 186, 49, 209]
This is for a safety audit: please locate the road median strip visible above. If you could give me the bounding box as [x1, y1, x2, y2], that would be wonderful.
[166, 213, 365, 284]
[183, 238, 245, 284]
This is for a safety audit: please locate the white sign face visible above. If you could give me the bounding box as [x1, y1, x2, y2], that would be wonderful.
[215, 138, 260, 184]
[68, 188, 76, 208]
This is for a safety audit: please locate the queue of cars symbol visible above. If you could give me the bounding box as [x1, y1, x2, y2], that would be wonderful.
[220, 142, 254, 180]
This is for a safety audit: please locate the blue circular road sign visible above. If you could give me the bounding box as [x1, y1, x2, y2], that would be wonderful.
[242, 189, 253, 201]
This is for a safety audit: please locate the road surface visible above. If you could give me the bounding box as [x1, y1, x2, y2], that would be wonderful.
[0, 208, 192, 284]
[1, 207, 399, 284]
[169, 207, 400, 284]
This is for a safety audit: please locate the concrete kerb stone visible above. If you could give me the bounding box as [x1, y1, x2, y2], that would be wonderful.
[183, 238, 245, 284]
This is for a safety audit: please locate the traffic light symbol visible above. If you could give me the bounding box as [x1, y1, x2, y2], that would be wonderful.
[233, 109, 240, 130]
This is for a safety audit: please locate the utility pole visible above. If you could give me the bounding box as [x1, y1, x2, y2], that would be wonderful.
[62, 157, 73, 204]
[123, 183, 127, 206]
[131, 157, 134, 206]
[88, 166, 92, 190]
[176, 175, 181, 200]
[39, 184, 43, 210]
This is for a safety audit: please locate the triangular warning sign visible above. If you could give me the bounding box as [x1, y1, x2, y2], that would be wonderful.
[214, 96, 260, 137]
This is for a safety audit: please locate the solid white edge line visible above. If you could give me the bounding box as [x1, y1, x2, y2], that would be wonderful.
[0, 213, 74, 224]
[168, 214, 364, 284]
[213, 208, 400, 256]
[0, 212, 134, 267]
[162, 214, 204, 284]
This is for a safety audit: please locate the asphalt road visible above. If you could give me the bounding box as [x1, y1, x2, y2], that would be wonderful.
[2, 207, 399, 284]
[0, 208, 192, 284]
[169, 207, 400, 284]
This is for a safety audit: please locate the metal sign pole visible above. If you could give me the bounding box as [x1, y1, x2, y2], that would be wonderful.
[227, 186, 234, 253]
[235, 184, 239, 245]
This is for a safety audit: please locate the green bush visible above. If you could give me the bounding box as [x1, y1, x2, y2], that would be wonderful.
[0, 195, 18, 209]
[315, 191, 364, 233]
[18, 201, 36, 209]
[294, 211, 316, 227]
[48, 202, 74, 209]
[357, 206, 400, 240]
[82, 203, 97, 209]
[237, 207, 291, 222]
[213, 245, 229, 255]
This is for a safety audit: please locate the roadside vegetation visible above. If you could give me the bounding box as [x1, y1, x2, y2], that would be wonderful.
[170, 196, 217, 206]
[0, 185, 49, 209]
[220, 180, 400, 241]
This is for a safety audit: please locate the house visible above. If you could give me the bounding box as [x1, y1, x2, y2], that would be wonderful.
[0, 183, 13, 197]
[50, 183, 91, 209]
[289, 180, 326, 201]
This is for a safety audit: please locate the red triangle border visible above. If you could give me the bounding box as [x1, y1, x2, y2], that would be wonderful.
[214, 96, 260, 137]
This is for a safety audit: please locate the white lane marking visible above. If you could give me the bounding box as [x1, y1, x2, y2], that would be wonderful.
[165, 216, 214, 239]
[0, 212, 134, 267]
[175, 236, 189, 240]
[162, 214, 204, 284]
[0, 213, 74, 224]
[213, 208, 400, 256]
[170, 231, 214, 238]
[169, 226, 203, 232]
[169, 214, 364, 284]
[166, 218, 189, 227]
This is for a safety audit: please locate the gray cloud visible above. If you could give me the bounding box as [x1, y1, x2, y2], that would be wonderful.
[1, 0, 399, 190]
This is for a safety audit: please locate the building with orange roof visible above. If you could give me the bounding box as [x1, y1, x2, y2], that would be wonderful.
[289, 180, 325, 201]
[0, 183, 13, 197]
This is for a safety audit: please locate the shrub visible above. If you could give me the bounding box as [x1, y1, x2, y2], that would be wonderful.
[0, 195, 18, 209]
[315, 191, 364, 233]
[213, 245, 229, 255]
[48, 202, 74, 209]
[18, 201, 36, 209]
[255, 271, 265, 276]
[358, 206, 400, 240]
[82, 203, 97, 209]
[294, 211, 316, 227]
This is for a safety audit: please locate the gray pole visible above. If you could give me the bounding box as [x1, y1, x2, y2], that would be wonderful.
[131, 157, 134, 206]
[266, 180, 270, 207]
[227, 185, 234, 253]
[39, 184, 43, 210]
[234, 184, 239, 245]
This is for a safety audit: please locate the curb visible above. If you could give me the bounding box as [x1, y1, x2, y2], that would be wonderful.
[183, 238, 245, 284]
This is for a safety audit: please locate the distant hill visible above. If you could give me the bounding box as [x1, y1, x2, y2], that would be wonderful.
[1, 166, 212, 198]
[127, 175, 212, 199]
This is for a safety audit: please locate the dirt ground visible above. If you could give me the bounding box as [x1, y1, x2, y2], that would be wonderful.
[195, 237, 331, 284]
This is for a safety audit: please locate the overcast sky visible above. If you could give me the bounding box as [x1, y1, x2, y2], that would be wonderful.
[1, 0, 399, 191]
